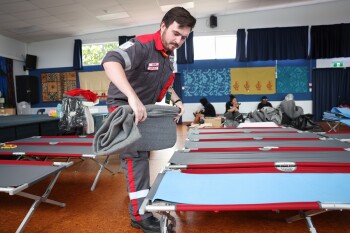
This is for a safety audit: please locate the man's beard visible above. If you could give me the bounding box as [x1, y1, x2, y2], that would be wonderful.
[162, 29, 179, 51]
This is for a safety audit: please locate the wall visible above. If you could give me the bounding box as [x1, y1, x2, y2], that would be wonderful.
[3, 0, 349, 117]
[27, 0, 350, 69]
[0, 34, 26, 61]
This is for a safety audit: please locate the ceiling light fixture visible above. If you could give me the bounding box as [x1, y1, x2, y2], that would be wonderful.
[160, 2, 194, 12]
[96, 12, 129, 21]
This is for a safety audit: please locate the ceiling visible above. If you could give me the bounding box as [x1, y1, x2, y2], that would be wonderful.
[0, 0, 341, 43]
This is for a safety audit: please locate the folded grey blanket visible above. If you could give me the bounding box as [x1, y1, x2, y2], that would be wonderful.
[93, 105, 179, 156]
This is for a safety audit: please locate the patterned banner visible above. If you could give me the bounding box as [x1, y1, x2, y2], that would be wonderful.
[276, 66, 308, 93]
[183, 68, 230, 97]
[42, 71, 77, 102]
[230, 67, 276, 94]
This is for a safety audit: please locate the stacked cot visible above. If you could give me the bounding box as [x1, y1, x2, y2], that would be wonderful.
[140, 123, 350, 233]
[0, 135, 117, 232]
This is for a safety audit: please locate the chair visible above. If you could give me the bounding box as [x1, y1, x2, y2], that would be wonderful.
[37, 108, 45, 115]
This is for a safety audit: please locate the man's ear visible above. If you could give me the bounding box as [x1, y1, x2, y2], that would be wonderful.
[160, 22, 166, 32]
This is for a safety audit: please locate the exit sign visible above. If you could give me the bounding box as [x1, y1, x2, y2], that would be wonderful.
[332, 61, 344, 68]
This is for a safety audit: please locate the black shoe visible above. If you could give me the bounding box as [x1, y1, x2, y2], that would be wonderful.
[131, 216, 161, 233]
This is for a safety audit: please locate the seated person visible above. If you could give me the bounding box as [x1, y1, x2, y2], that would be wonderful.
[225, 94, 235, 113]
[257, 96, 272, 110]
[224, 96, 243, 126]
[225, 95, 240, 116]
[280, 93, 304, 120]
[192, 97, 216, 124]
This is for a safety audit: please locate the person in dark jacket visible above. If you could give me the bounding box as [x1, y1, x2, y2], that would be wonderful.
[257, 96, 272, 110]
[102, 7, 196, 233]
[192, 97, 216, 124]
[225, 94, 235, 113]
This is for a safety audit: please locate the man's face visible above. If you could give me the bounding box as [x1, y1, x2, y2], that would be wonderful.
[160, 21, 191, 52]
[262, 99, 267, 104]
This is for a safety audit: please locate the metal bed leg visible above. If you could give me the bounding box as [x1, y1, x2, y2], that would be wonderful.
[325, 121, 340, 132]
[159, 211, 176, 233]
[16, 192, 65, 207]
[286, 210, 328, 233]
[305, 216, 317, 233]
[90, 156, 115, 191]
[15, 171, 64, 233]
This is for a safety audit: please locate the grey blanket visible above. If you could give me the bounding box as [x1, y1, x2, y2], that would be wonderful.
[280, 100, 304, 119]
[93, 105, 179, 156]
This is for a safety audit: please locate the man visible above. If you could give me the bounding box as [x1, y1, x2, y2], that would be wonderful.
[102, 7, 196, 233]
[257, 96, 272, 110]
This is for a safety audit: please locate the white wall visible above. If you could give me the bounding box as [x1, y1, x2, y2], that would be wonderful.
[0, 35, 27, 105]
[27, 0, 350, 69]
[0, 34, 26, 61]
[316, 57, 350, 68]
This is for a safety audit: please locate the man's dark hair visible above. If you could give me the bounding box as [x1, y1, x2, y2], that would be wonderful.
[200, 97, 208, 106]
[161, 7, 196, 29]
[261, 96, 267, 100]
[229, 94, 236, 100]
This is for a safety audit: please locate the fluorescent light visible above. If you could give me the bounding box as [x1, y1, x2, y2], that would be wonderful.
[160, 2, 194, 12]
[96, 12, 129, 21]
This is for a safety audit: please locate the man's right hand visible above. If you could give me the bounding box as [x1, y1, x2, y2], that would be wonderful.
[128, 95, 147, 125]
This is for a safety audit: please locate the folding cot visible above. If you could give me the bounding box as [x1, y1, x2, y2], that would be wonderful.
[0, 135, 115, 191]
[139, 125, 350, 233]
[318, 132, 350, 141]
[140, 164, 350, 233]
[0, 160, 72, 233]
[188, 132, 322, 141]
[189, 126, 299, 135]
[322, 107, 350, 132]
[184, 138, 350, 150]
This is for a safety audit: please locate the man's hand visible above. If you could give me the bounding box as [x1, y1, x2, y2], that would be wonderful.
[173, 101, 184, 122]
[128, 95, 147, 125]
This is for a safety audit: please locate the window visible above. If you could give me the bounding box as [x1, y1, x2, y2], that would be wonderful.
[82, 42, 119, 66]
[193, 35, 237, 60]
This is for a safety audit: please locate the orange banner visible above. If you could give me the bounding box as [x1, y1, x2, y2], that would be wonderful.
[230, 67, 276, 94]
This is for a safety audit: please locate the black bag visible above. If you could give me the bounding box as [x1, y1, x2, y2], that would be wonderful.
[292, 114, 316, 131]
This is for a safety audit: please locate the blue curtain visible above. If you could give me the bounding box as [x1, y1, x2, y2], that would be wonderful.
[311, 23, 350, 59]
[176, 31, 194, 64]
[247, 28, 276, 61]
[173, 73, 183, 124]
[0, 57, 14, 107]
[312, 68, 350, 121]
[118, 35, 135, 45]
[73, 39, 82, 70]
[0, 57, 7, 100]
[235, 29, 246, 61]
[247, 26, 309, 61]
[275, 26, 308, 60]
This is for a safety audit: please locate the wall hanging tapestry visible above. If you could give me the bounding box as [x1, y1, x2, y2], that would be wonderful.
[183, 68, 230, 97]
[41, 71, 77, 102]
[230, 67, 276, 94]
[276, 66, 309, 93]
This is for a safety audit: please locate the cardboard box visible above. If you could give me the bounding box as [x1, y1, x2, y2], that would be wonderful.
[204, 117, 223, 128]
